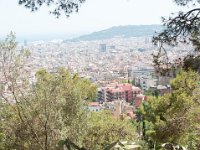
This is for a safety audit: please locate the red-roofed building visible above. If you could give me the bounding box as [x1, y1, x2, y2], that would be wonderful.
[98, 83, 142, 104]
[88, 102, 101, 112]
[134, 94, 147, 108]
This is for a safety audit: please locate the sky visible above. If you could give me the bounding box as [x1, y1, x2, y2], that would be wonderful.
[0, 0, 190, 41]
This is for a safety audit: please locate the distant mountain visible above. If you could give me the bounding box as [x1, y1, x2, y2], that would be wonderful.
[66, 25, 163, 42]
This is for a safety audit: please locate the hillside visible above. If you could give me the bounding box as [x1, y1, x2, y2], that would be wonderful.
[67, 25, 163, 42]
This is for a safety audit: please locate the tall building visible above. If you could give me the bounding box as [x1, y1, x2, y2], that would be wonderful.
[24, 40, 27, 47]
[99, 44, 107, 52]
[97, 83, 141, 103]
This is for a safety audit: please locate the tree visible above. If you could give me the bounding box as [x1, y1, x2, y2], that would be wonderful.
[81, 111, 136, 150]
[0, 33, 98, 149]
[139, 71, 200, 149]
[153, 0, 200, 46]
[183, 55, 200, 73]
[58, 111, 138, 150]
[18, 0, 86, 18]
[0, 67, 97, 150]
[0, 32, 32, 149]
[0, 32, 31, 102]
[152, 0, 200, 75]
[0, 33, 137, 150]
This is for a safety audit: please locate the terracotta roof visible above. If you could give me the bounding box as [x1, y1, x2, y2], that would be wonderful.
[89, 102, 99, 107]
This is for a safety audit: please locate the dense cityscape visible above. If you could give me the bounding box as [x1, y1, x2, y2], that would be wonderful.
[15, 35, 192, 119]
[1, 0, 200, 149]
[24, 36, 192, 85]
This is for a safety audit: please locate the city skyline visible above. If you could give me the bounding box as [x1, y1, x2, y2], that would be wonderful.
[0, 0, 191, 41]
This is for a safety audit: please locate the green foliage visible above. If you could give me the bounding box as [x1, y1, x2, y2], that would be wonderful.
[119, 79, 129, 84]
[153, 0, 200, 46]
[18, 0, 86, 18]
[0, 68, 97, 150]
[143, 89, 159, 97]
[183, 55, 200, 73]
[152, 0, 200, 76]
[139, 71, 200, 149]
[0, 33, 137, 150]
[0, 34, 96, 149]
[174, 0, 200, 6]
[81, 111, 136, 150]
[58, 139, 87, 150]
[58, 111, 137, 150]
[0, 32, 31, 101]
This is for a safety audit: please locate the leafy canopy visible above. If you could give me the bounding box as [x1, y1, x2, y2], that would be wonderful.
[18, 0, 86, 18]
[139, 70, 200, 149]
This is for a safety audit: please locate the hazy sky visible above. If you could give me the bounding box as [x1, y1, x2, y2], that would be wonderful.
[0, 0, 190, 40]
